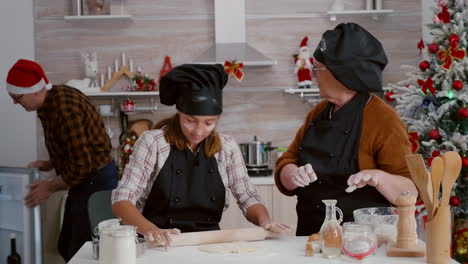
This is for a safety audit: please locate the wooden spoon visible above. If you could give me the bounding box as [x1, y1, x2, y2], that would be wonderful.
[430, 157, 444, 218]
[440, 151, 462, 207]
[405, 154, 433, 219]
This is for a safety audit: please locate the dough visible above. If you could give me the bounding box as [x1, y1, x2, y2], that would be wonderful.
[198, 242, 260, 254]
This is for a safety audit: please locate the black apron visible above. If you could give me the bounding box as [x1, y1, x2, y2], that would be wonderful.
[295, 92, 388, 236]
[142, 142, 226, 233]
[58, 161, 118, 262]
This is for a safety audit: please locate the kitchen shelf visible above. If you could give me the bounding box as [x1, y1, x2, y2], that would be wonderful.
[64, 14, 133, 22]
[327, 9, 394, 21]
[84, 91, 159, 97]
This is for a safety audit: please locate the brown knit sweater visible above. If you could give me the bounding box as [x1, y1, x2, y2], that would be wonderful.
[275, 95, 412, 196]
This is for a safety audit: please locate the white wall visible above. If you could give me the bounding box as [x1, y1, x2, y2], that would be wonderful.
[0, 0, 37, 167]
[422, 0, 436, 42]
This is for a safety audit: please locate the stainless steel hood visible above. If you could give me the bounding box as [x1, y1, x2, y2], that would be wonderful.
[193, 0, 276, 67]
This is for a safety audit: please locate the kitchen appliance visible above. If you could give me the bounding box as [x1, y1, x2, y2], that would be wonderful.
[239, 136, 274, 177]
[0, 167, 42, 264]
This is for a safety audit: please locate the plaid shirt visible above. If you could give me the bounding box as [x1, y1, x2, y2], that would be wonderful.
[112, 129, 264, 216]
[37, 85, 112, 186]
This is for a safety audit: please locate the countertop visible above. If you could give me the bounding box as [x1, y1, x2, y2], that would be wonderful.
[69, 236, 460, 264]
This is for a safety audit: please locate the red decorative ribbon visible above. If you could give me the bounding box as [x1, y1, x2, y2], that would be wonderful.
[408, 131, 420, 153]
[224, 60, 244, 81]
[437, 5, 450, 23]
[417, 38, 425, 56]
[418, 78, 436, 95]
[438, 40, 466, 70]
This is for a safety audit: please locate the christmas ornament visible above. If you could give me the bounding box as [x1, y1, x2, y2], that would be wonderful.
[417, 38, 425, 56]
[224, 60, 244, 81]
[293, 37, 313, 89]
[462, 157, 468, 168]
[122, 99, 135, 112]
[418, 78, 436, 95]
[438, 39, 466, 70]
[450, 196, 461, 207]
[427, 150, 440, 166]
[448, 34, 460, 44]
[452, 227, 468, 263]
[428, 128, 440, 140]
[437, 5, 451, 23]
[132, 72, 157, 91]
[419, 60, 430, 71]
[159, 56, 173, 82]
[459, 107, 468, 118]
[385, 90, 395, 102]
[408, 131, 420, 153]
[428, 43, 439, 53]
[452, 80, 463, 91]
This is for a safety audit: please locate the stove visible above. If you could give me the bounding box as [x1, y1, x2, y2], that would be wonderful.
[247, 165, 272, 177]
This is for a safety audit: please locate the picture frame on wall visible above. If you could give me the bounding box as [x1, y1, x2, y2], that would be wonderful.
[80, 0, 111, 15]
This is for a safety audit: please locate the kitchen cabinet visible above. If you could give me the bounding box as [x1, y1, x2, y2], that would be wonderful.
[219, 182, 297, 229]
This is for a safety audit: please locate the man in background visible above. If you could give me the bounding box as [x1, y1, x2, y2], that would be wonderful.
[5, 59, 118, 262]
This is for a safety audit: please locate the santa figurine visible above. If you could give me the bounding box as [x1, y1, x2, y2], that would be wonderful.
[294, 37, 314, 89]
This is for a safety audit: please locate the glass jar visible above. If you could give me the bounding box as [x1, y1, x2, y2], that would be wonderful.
[342, 222, 377, 262]
[111, 225, 137, 264]
[97, 219, 120, 264]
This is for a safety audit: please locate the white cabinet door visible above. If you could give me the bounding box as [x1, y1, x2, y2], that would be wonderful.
[272, 187, 297, 226]
[219, 185, 272, 229]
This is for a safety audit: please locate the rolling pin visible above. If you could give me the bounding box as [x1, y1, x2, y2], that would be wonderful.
[152, 227, 269, 247]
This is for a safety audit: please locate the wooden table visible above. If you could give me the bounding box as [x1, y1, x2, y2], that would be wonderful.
[69, 236, 459, 264]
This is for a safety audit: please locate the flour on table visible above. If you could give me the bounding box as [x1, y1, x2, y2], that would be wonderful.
[198, 242, 260, 254]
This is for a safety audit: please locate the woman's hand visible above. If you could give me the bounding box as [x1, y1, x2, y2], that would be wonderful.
[143, 227, 181, 250]
[262, 222, 294, 237]
[345, 170, 382, 192]
[281, 163, 317, 190]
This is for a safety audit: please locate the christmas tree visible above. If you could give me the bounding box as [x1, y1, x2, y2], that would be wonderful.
[388, 1, 467, 261]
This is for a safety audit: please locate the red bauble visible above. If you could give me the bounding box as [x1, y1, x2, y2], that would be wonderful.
[448, 34, 460, 44]
[449, 196, 461, 207]
[459, 107, 468, 118]
[462, 157, 468, 168]
[385, 90, 395, 102]
[428, 128, 440, 140]
[428, 43, 439, 53]
[122, 100, 135, 112]
[452, 80, 463, 91]
[419, 61, 430, 71]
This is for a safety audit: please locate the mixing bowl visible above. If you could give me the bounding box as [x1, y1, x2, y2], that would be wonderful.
[353, 207, 399, 246]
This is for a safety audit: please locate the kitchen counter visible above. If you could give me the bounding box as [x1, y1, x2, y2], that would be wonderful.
[69, 236, 459, 264]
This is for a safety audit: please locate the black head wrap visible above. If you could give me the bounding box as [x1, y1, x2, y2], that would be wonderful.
[159, 64, 228, 115]
[313, 23, 388, 92]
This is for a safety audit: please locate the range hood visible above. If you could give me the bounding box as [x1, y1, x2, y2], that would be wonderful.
[193, 0, 276, 67]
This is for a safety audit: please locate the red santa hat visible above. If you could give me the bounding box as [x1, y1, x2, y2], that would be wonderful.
[6, 59, 52, 94]
[300, 37, 309, 48]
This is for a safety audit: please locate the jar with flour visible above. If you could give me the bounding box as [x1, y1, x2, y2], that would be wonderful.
[110, 225, 138, 264]
[97, 219, 120, 264]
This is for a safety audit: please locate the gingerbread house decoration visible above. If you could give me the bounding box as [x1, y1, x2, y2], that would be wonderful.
[101, 65, 135, 92]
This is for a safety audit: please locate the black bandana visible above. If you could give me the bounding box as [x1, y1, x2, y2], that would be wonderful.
[159, 64, 228, 115]
[313, 23, 388, 92]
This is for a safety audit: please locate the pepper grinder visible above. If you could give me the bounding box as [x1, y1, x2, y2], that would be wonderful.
[387, 192, 425, 257]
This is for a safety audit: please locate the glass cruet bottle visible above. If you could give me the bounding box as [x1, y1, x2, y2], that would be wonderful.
[319, 199, 343, 258]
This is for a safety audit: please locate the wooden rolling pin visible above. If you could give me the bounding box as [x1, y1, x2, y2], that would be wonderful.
[152, 227, 269, 247]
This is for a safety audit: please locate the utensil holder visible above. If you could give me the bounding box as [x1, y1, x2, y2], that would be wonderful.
[425, 205, 451, 264]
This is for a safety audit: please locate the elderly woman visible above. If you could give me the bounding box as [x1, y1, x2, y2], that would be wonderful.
[275, 23, 418, 235]
[112, 64, 291, 247]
